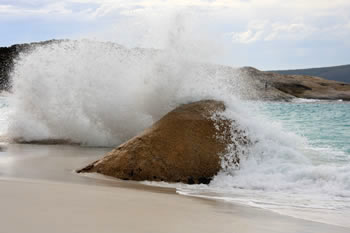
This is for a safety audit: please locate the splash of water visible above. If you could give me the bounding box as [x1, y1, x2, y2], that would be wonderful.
[8, 38, 252, 146]
[6, 13, 350, 227]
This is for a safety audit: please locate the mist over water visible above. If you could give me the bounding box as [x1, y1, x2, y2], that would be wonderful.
[3, 13, 350, 227]
[7, 12, 256, 146]
[8, 39, 248, 146]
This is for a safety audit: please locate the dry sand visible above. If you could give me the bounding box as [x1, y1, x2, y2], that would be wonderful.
[0, 144, 349, 233]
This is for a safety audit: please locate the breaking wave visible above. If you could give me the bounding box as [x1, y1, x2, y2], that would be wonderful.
[5, 24, 350, 227]
[8, 39, 253, 146]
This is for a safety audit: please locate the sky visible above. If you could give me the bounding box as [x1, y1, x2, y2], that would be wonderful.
[0, 0, 349, 70]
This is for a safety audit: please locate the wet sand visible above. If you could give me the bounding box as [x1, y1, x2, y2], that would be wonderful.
[0, 144, 349, 233]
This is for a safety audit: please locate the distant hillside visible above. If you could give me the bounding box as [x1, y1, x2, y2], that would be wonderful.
[270, 65, 350, 83]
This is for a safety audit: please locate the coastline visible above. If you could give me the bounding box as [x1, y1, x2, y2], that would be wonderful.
[2, 177, 349, 233]
[0, 144, 349, 233]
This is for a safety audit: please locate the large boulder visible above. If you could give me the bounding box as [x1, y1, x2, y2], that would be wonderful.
[78, 100, 249, 184]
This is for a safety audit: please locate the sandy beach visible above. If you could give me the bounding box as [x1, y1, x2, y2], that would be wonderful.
[0, 144, 348, 233]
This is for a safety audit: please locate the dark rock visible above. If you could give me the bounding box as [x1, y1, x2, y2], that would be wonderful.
[0, 40, 67, 91]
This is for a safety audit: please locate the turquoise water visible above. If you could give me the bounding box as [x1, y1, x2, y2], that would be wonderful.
[177, 100, 350, 227]
[259, 101, 350, 162]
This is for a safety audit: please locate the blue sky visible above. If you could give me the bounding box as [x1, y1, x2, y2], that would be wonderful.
[1, 0, 349, 70]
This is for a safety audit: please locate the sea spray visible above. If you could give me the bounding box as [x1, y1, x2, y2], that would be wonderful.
[9, 31, 345, 200]
[5, 13, 350, 227]
[8, 38, 253, 146]
[7, 10, 256, 146]
[174, 102, 350, 227]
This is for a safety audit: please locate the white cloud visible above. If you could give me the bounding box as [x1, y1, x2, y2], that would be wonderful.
[1, 0, 350, 68]
[3, 0, 350, 15]
[1, 0, 350, 46]
[232, 21, 317, 43]
[232, 29, 262, 44]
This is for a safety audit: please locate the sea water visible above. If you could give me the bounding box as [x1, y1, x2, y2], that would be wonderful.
[1, 96, 349, 227]
[1, 40, 350, 227]
[177, 100, 350, 227]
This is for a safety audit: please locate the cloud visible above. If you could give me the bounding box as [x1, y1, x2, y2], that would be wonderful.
[0, 1, 99, 19]
[231, 21, 317, 43]
[2, 0, 350, 23]
[2, 0, 350, 15]
[1, 0, 350, 68]
[2, 0, 350, 45]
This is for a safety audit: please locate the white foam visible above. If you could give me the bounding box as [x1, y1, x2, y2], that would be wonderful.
[293, 98, 323, 103]
[0, 96, 10, 137]
[8, 36, 255, 146]
[5, 16, 350, 228]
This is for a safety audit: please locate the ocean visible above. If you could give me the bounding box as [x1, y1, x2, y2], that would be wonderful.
[175, 100, 350, 227]
[1, 96, 349, 227]
[1, 40, 349, 227]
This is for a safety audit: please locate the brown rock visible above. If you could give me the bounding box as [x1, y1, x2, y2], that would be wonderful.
[78, 100, 248, 184]
[239, 67, 350, 101]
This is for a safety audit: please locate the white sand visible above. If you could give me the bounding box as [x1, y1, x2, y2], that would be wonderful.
[0, 144, 349, 233]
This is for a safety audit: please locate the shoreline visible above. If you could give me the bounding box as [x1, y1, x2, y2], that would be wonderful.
[1, 176, 349, 233]
[0, 143, 349, 232]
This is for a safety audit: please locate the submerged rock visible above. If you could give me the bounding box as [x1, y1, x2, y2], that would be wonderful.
[78, 100, 249, 184]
